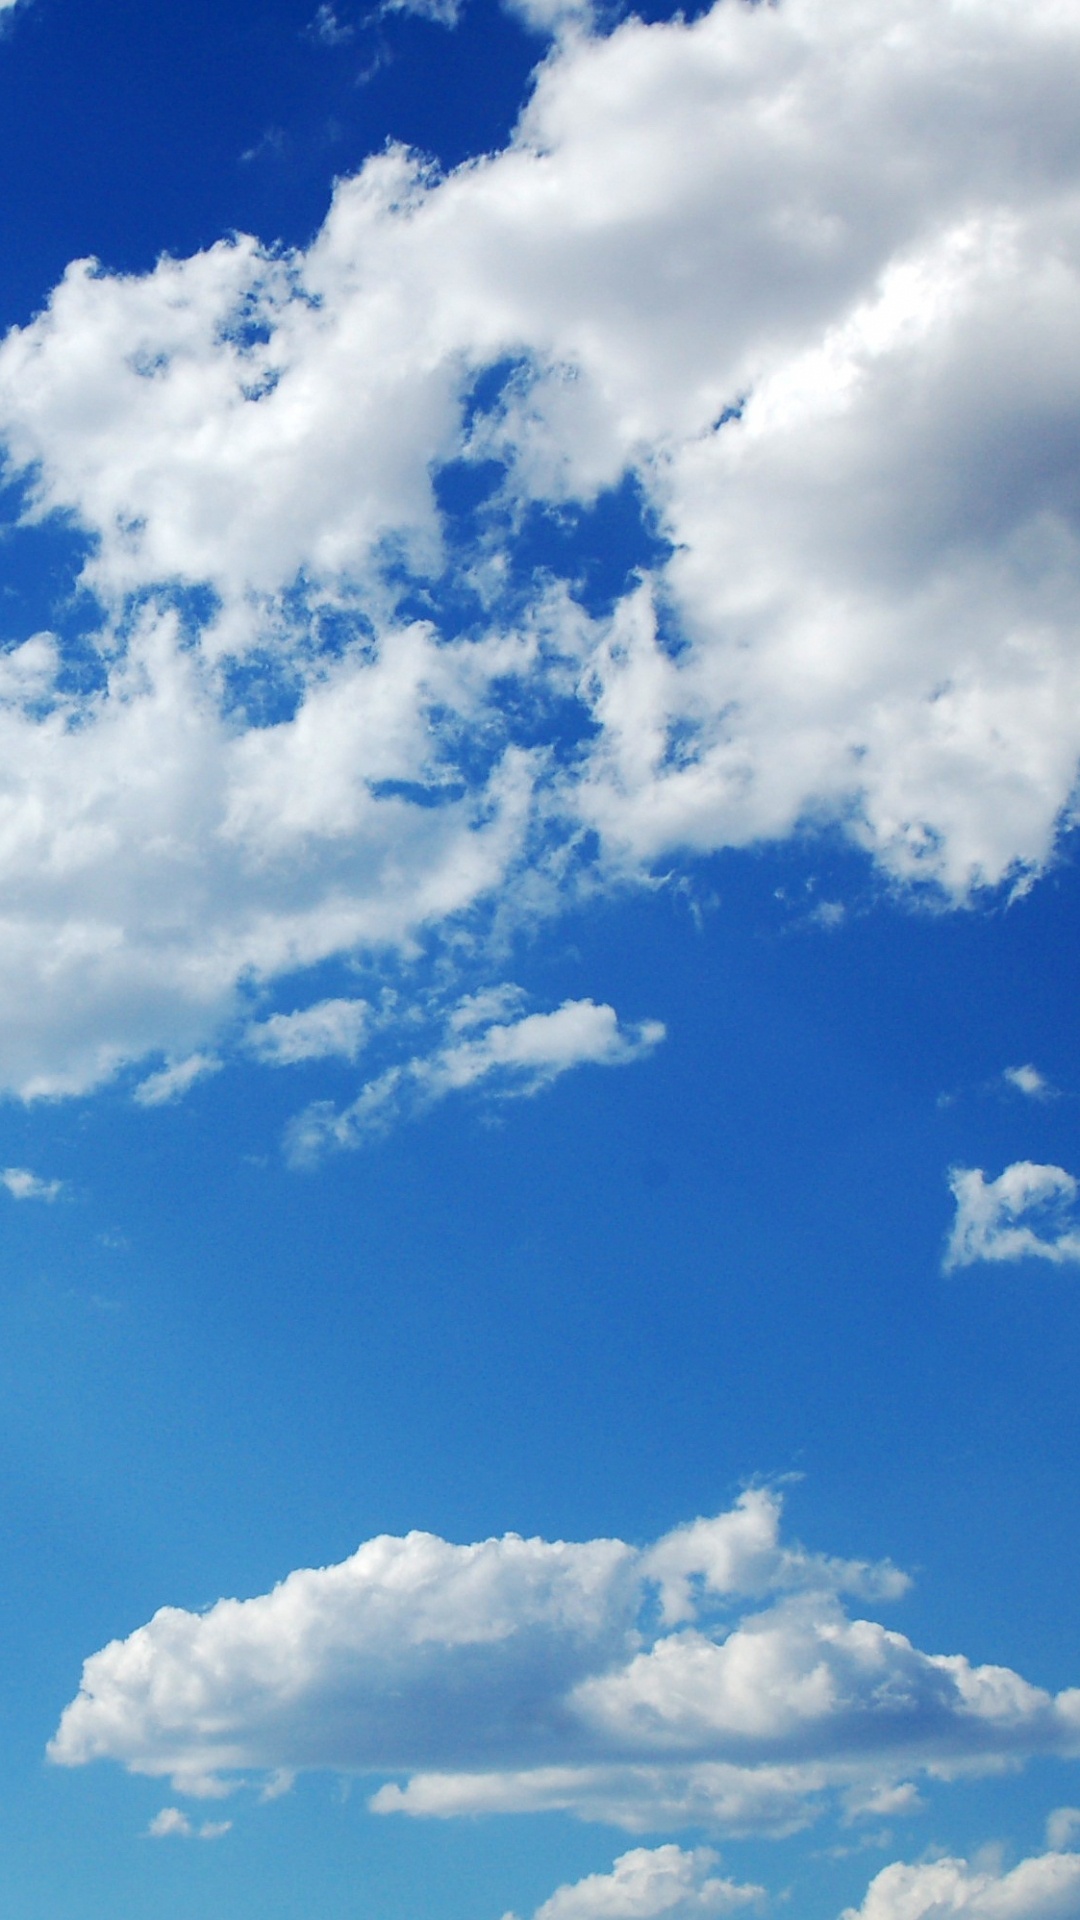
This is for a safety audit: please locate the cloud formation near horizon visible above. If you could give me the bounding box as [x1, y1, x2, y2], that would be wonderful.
[49, 1490, 1080, 1835]
[0, 0, 1075, 1097]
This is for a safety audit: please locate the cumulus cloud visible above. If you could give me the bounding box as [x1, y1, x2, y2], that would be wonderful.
[0, 0, 1077, 1093]
[841, 1849, 1080, 1920]
[146, 1806, 232, 1840]
[284, 994, 664, 1162]
[0, 1165, 62, 1201]
[944, 1162, 1080, 1270]
[506, 1845, 763, 1920]
[48, 1489, 1080, 1834]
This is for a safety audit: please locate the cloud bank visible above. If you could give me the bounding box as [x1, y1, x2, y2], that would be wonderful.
[0, 0, 1076, 1095]
[945, 1163, 1080, 1270]
[49, 1490, 1080, 1834]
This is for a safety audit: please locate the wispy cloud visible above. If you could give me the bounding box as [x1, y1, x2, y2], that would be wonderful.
[244, 998, 369, 1066]
[285, 993, 665, 1164]
[0, 1166, 62, 1202]
[944, 1162, 1080, 1271]
[133, 1054, 222, 1108]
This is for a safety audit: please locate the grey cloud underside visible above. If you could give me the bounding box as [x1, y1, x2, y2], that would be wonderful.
[1, 0, 1080, 1093]
[49, 1493, 1080, 1833]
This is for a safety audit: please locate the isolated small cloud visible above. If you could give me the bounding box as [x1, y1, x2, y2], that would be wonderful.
[0, 1166, 62, 1202]
[1003, 1064, 1054, 1100]
[508, 1845, 763, 1920]
[133, 1053, 222, 1108]
[841, 1849, 1080, 1920]
[944, 1162, 1080, 1271]
[244, 998, 369, 1066]
[147, 1806, 231, 1840]
[285, 993, 664, 1164]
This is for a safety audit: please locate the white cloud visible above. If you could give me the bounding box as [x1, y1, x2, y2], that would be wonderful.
[133, 1052, 222, 1108]
[48, 1490, 1080, 1834]
[0, 1, 1075, 1091]
[1003, 1064, 1054, 1099]
[508, 1845, 763, 1920]
[381, 0, 463, 26]
[841, 1849, 1080, 1920]
[244, 997, 369, 1065]
[944, 1162, 1080, 1270]
[0, 1165, 62, 1201]
[285, 994, 664, 1162]
[1050, 1812, 1080, 1851]
[310, 3, 354, 42]
[146, 1806, 231, 1840]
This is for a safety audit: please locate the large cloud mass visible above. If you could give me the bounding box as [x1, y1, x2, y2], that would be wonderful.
[1, 0, 1080, 1094]
[49, 1491, 1080, 1832]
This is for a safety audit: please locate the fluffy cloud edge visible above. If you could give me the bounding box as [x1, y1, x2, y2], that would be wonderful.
[944, 1163, 1080, 1270]
[840, 1848, 1080, 1920]
[47, 1489, 1080, 1839]
[0, 0, 1076, 1097]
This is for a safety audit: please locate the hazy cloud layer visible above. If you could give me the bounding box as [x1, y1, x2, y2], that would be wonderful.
[0, 0, 1075, 1094]
[841, 1849, 1080, 1920]
[50, 1491, 1080, 1832]
[945, 1162, 1080, 1270]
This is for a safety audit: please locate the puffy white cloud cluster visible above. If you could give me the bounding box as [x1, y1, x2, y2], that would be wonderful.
[0, 0, 1076, 1094]
[841, 1849, 1080, 1920]
[945, 1163, 1080, 1270]
[506, 1844, 763, 1920]
[48, 1490, 1080, 1834]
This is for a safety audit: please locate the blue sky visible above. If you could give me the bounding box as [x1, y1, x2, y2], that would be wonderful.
[2, 1, 1080, 1916]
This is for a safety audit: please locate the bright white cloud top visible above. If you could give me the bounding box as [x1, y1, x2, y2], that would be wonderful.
[945, 1162, 1080, 1270]
[48, 1489, 1080, 1835]
[507, 1845, 764, 1920]
[0, 0, 1077, 1098]
[840, 1849, 1080, 1920]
